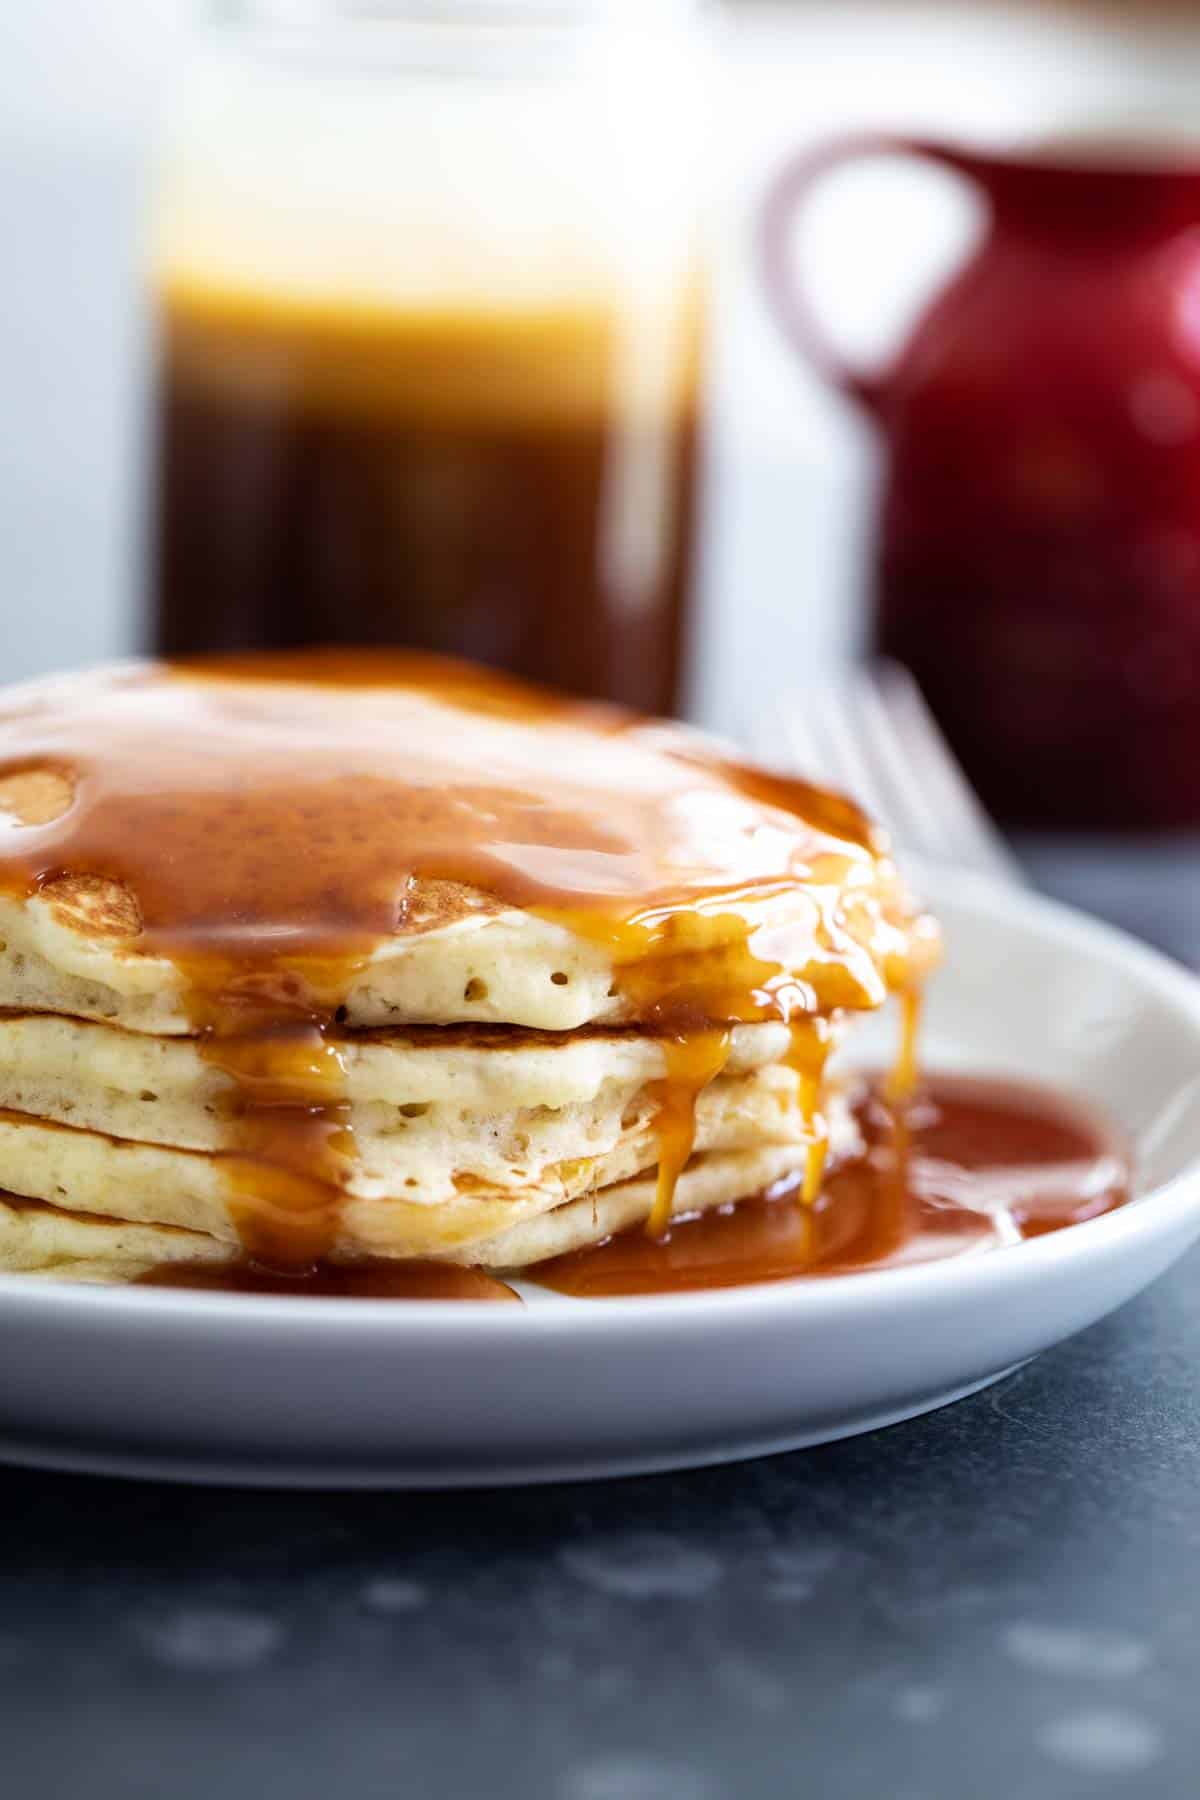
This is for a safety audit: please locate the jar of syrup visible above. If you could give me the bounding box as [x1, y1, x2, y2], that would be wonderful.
[764, 134, 1200, 830]
[147, 0, 709, 715]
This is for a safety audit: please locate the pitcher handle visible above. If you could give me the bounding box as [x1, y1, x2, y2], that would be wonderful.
[760, 133, 972, 417]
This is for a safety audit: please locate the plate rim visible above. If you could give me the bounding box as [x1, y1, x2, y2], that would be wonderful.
[3, 865, 1199, 1338]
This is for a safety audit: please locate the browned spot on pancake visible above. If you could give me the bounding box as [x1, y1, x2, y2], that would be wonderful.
[330, 1022, 725, 1053]
[0, 1187, 205, 1239]
[0, 1105, 149, 1147]
[399, 877, 506, 936]
[38, 873, 143, 939]
[0, 1191, 47, 1214]
[0, 1013, 690, 1052]
[0, 767, 74, 827]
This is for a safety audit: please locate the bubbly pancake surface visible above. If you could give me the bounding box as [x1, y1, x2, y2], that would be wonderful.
[0, 651, 936, 1272]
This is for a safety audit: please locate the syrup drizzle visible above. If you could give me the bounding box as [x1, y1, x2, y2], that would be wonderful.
[648, 1028, 732, 1236]
[887, 987, 922, 1104]
[785, 1018, 836, 1204]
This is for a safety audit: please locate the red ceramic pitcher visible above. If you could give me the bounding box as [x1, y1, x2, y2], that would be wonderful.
[763, 135, 1200, 830]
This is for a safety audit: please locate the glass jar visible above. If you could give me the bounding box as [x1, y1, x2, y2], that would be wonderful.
[146, 0, 710, 714]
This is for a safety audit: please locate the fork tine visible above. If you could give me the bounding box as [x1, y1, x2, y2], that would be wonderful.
[805, 679, 893, 825]
[756, 688, 893, 834]
[871, 663, 1025, 885]
[748, 665, 1022, 886]
[847, 665, 963, 861]
[756, 694, 824, 785]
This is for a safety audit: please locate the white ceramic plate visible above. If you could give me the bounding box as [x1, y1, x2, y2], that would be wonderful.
[2, 868, 1199, 1488]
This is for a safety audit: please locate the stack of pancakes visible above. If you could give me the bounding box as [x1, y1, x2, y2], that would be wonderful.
[0, 653, 937, 1285]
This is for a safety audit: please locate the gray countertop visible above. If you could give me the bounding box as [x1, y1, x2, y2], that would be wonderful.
[2, 842, 1198, 1799]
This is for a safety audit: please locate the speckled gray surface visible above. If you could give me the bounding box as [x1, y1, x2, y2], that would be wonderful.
[3, 844, 1199, 1799]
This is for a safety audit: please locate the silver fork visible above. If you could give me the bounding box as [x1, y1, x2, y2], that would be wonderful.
[749, 660, 1024, 886]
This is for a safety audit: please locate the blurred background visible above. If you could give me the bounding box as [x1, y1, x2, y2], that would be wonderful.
[8, 0, 1200, 822]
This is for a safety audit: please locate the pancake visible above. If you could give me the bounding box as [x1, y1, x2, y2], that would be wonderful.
[0, 1012, 796, 1118]
[0, 650, 937, 1283]
[0, 657, 934, 1034]
[0, 1012, 814, 1209]
[0, 887, 628, 1035]
[0, 1142, 842, 1284]
[0, 1190, 226, 1283]
[0, 880, 918, 1036]
[455, 1145, 829, 1271]
[0, 1071, 854, 1259]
